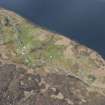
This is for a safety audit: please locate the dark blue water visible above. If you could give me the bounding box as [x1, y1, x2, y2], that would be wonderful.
[0, 0, 105, 58]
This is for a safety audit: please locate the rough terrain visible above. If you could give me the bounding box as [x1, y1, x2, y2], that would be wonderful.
[0, 62, 105, 105]
[0, 8, 105, 105]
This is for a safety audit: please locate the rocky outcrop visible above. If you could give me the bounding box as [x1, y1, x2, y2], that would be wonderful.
[0, 62, 105, 105]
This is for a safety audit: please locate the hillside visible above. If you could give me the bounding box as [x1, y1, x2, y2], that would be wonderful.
[0, 8, 105, 105]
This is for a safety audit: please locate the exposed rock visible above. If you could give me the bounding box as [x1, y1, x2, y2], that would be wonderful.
[0, 62, 104, 105]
